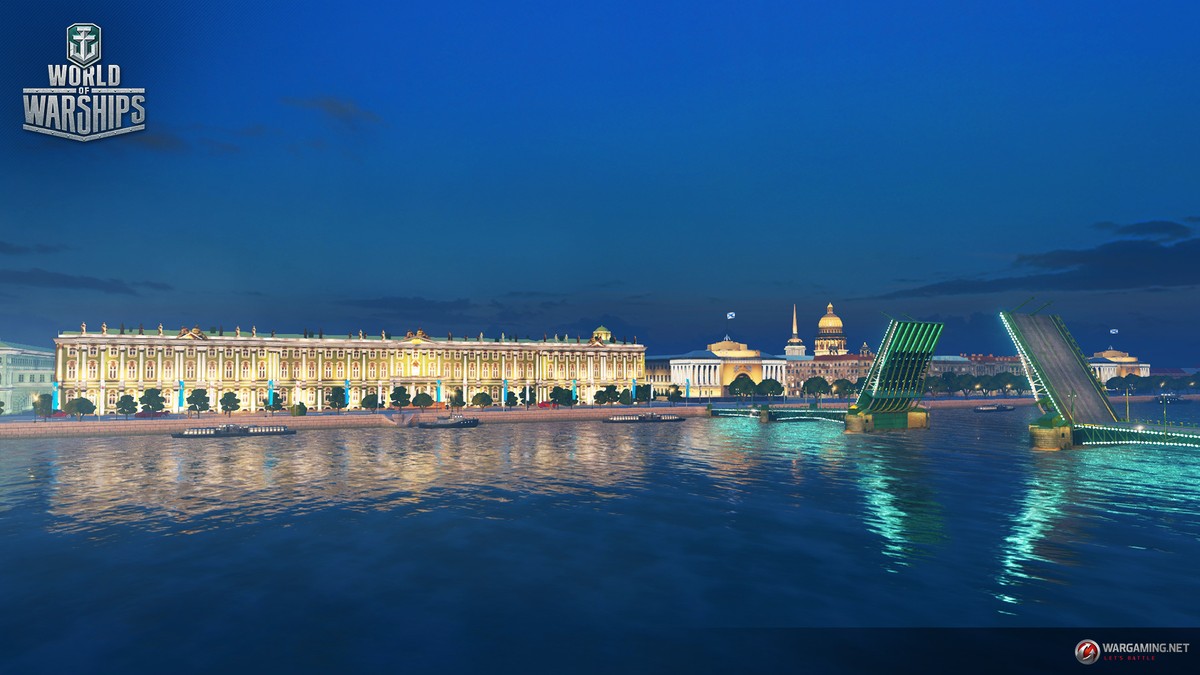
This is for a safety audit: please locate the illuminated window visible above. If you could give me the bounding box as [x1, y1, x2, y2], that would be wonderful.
[67, 362, 77, 379]
[127, 362, 137, 379]
[241, 362, 250, 378]
[336, 363, 345, 378]
[258, 363, 266, 378]
[308, 364, 316, 379]
[352, 363, 360, 378]
[324, 364, 332, 378]
[146, 363, 155, 379]
[224, 363, 234, 378]
[108, 362, 117, 379]
[368, 364, 376, 378]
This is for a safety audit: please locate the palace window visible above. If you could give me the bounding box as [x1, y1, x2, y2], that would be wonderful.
[128, 362, 137, 379]
[336, 364, 345, 378]
[224, 363, 234, 379]
[280, 364, 288, 379]
[455, 365, 461, 377]
[107, 391, 117, 406]
[186, 363, 195, 379]
[337, 350, 344, 359]
[108, 362, 118, 379]
[468, 364, 476, 377]
[208, 363, 217, 379]
[308, 364, 316, 379]
[241, 362, 250, 378]
[164, 363, 173, 379]
[187, 348, 195, 357]
[67, 362, 77, 379]
[352, 363, 360, 378]
[492, 364, 499, 378]
[324, 364, 332, 378]
[258, 363, 266, 378]
[368, 364, 375, 378]
[146, 364, 155, 379]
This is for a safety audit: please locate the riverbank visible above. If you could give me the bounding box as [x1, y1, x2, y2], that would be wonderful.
[0, 405, 712, 440]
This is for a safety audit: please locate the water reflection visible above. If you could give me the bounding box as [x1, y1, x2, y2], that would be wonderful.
[41, 424, 655, 535]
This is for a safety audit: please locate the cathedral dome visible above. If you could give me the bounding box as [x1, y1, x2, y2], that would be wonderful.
[818, 303, 843, 332]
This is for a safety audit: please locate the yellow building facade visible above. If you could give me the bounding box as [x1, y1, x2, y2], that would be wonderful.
[53, 323, 644, 414]
[645, 336, 786, 398]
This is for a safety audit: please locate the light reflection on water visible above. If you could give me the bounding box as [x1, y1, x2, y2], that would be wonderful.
[0, 399, 1198, 666]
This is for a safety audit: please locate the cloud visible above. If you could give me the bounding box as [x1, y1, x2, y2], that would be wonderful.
[0, 268, 172, 295]
[875, 238, 1200, 299]
[0, 241, 68, 255]
[282, 96, 381, 130]
[1092, 220, 1193, 241]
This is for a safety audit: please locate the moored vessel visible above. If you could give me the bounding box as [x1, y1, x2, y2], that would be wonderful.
[171, 424, 295, 438]
[973, 404, 1015, 413]
[416, 414, 480, 429]
[604, 412, 685, 423]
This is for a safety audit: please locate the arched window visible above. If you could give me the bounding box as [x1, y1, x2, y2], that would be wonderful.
[492, 364, 499, 378]
[207, 363, 217, 379]
[454, 365, 462, 377]
[186, 362, 195, 379]
[468, 364, 476, 378]
[368, 364, 376, 378]
[67, 362, 77, 379]
[336, 363, 345, 378]
[127, 362, 137, 379]
[241, 362, 250, 378]
[224, 362, 234, 379]
[164, 362, 173, 379]
[308, 364, 316, 379]
[352, 363, 360, 378]
[146, 363, 155, 379]
[258, 363, 266, 378]
[324, 364, 332, 378]
[108, 362, 118, 379]
[280, 363, 289, 379]
[107, 391, 117, 406]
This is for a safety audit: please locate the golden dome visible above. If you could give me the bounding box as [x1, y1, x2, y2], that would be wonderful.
[818, 302, 843, 331]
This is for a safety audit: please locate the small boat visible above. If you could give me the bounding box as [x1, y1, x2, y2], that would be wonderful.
[974, 404, 1015, 413]
[1156, 393, 1189, 404]
[604, 412, 685, 423]
[417, 414, 479, 429]
[172, 424, 295, 438]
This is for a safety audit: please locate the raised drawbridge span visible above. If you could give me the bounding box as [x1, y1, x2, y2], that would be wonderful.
[1001, 311, 1200, 449]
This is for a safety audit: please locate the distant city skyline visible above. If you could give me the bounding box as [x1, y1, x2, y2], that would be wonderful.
[2, 2, 1197, 365]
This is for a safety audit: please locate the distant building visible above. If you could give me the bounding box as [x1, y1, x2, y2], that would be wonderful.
[927, 354, 1024, 379]
[784, 302, 874, 394]
[645, 336, 786, 398]
[53, 323, 644, 414]
[0, 340, 55, 414]
[1088, 348, 1150, 383]
[813, 303, 847, 356]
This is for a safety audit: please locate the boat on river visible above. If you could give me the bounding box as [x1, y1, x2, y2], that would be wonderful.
[605, 412, 685, 423]
[172, 424, 295, 438]
[417, 414, 479, 429]
[973, 404, 1015, 413]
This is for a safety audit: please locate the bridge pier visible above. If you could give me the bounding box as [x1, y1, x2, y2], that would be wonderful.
[844, 408, 930, 433]
[1030, 424, 1073, 450]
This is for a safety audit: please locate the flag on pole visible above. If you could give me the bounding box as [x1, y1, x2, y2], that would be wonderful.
[727, 312, 736, 319]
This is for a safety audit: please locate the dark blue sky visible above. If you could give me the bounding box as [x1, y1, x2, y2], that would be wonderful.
[2, 1, 1198, 364]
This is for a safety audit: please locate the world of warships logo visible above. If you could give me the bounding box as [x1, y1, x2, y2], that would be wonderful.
[21, 24, 146, 141]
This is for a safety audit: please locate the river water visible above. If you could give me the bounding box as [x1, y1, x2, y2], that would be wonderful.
[1, 403, 1198, 673]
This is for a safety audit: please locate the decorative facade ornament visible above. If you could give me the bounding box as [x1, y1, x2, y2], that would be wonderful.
[235, 326, 241, 337]
[251, 326, 257, 337]
[101, 322, 107, 335]
[81, 322, 86, 334]
[157, 323, 164, 336]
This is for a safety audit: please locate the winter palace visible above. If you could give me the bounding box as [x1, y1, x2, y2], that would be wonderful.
[52, 323, 644, 414]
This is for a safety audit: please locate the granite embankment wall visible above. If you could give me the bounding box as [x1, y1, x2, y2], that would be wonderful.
[0, 406, 712, 440]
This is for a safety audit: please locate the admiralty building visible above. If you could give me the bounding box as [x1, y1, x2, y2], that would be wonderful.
[53, 323, 644, 414]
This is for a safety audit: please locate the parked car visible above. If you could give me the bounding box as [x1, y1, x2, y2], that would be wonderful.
[134, 410, 171, 419]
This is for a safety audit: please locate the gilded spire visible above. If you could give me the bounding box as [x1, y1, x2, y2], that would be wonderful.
[791, 303, 798, 337]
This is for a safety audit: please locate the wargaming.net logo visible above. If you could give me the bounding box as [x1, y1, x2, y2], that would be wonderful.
[21, 23, 146, 141]
[1077, 639, 1101, 665]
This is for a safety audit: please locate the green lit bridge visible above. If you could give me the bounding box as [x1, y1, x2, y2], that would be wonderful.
[1000, 310, 1200, 449]
[712, 319, 945, 432]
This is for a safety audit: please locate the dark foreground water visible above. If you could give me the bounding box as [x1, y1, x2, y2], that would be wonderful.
[2, 403, 1199, 673]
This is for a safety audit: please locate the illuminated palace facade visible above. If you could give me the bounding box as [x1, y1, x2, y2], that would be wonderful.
[52, 323, 644, 414]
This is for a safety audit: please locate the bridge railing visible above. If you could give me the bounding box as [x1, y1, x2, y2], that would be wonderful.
[1050, 315, 1117, 422]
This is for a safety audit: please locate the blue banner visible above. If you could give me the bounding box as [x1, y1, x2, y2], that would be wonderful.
[178, 381, 185, 409]
[268, 379, 275, 406]
[436, 379, 442, 403]
[52, 381, 59, 411]
[685, 378, 690, 399]
[344, 379, 350, 404]
[632, 378, 637, 401]
[572, 379, 577, 402]
[502, 379, 508, 407]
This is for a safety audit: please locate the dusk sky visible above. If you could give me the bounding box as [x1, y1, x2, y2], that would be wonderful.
[2, 1, 1198, 364]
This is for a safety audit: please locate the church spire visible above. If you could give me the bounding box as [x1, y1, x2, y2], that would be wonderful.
[791, 303, 798, 337]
